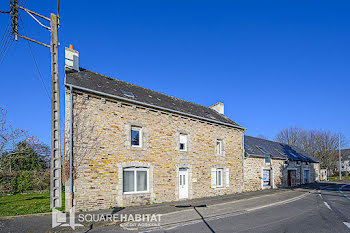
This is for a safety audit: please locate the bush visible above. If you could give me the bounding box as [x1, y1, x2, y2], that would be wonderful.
[0, 171, 50, 194]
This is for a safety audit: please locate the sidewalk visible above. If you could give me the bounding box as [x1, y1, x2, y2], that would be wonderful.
[0, 185, 317, 233]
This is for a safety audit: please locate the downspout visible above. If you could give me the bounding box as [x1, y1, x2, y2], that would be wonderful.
[300, 162, 302, 185]
[282, 159, 289, 187]
[69, 85, 74, 208]
[242, 133, 245, 192]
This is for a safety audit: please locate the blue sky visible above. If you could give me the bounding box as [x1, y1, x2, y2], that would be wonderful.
[0, 0, 349, 146]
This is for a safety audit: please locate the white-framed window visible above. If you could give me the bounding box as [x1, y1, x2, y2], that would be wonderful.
[305, 162, 309, 166]
[131, 126, 142, 147]
[211, 168, 228, 188]
[216, 168, 223, 187]
[179, 134, 187, 151]
[216, 139, 223, 155]
[295, 161, 301, 166]
[123, 167, 149, 193]
[303, 169, 309, 184]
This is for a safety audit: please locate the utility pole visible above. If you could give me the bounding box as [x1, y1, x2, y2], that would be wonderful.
[9, 0, 62, 208]
[339, 134, 342, 181]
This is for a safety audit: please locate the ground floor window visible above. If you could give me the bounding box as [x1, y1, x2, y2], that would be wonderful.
[211, 168, 225, 188]
[262, 169, 271, 186]
[123, 167, 148, 193]
[303, 170, 309, 184]
[216, 168, 223, 187]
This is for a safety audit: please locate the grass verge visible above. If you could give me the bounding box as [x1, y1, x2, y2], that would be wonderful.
[0, 192, 64, 217]
[327, 176, 350, 181]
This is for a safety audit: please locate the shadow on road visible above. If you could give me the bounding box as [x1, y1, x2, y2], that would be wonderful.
[174, 204, 215, 233]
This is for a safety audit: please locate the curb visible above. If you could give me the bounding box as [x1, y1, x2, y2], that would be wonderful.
[129, 190, 314, 232]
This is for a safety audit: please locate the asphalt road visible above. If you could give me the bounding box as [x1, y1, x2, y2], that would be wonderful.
[149, 183, 350, 233]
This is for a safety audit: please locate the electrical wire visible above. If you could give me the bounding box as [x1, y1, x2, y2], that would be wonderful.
[0, 10, 11, 14]
[0, 21, 13, 65]
[19, 15, 50, 100]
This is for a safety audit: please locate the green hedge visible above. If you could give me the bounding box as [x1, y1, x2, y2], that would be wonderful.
[0, 171, 50, 194]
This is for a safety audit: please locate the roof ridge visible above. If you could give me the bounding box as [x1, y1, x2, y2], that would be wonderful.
[245, 135, 284, 145]
[81, 68, 226, 115]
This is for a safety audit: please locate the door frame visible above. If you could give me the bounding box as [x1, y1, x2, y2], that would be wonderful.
[287, 168, 297, 187]
[178, 168, 189, 199]
[176, 164, 192, 200]
[303, 168, 310, 184]
[261, 167, 273, 189]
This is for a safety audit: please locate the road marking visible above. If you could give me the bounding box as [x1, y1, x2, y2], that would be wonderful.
[343, 222, 350, 229]
[339, 185, 350, 201]
[318, 194, 323, 199]
[144, 192, 312, 232]
[324, 201, 332, 210]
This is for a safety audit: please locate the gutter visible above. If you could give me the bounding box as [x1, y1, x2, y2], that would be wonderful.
[65, 83, 247, 131]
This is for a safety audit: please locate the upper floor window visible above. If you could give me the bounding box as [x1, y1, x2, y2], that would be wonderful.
[265, 157, 271, 163]
[179, 134, 187, 151]
[131, 126, 142, 147]
[216, 139, 223, 155]
[295, 161, 301, 166]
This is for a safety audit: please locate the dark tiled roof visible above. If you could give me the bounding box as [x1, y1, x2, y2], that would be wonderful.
[244, 136, 319, 163]
[341, 149, 350, 160]
[65, 68, 243, 128]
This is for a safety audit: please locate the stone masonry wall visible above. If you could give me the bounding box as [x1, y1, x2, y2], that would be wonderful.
[282, 161, 320, 186]
[243, 157, 284, 191]
[63, 89, 244, 211]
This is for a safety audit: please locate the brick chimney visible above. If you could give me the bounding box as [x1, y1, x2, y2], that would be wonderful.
[65, 45, 79, 71]
[210, 102, 224, 115]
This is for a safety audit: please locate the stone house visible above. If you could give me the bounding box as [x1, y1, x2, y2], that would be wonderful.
[63, 47, 245, 211]
[244, 136, 320, 191]
[340, 149, 350, 174]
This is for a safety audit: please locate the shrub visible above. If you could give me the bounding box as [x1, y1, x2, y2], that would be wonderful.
[0, 171, 50, 194]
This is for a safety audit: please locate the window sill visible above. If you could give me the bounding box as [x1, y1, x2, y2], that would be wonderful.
[130, 146, 145, 151]
[123, 191, 150, 195]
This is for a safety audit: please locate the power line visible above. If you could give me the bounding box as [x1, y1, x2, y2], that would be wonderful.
[0, 10, 11, 14]
[0, 21, 13, 65]
[19, 15, 50, 100]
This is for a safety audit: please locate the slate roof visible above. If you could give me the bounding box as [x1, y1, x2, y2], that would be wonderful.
[341, 149, 350, 160]
[244, 136, 319, 163]
[65, 68, 243, 128]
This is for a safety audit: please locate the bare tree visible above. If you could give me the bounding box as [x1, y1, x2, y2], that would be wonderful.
[275, 126, 347, 172]
[63, 92, 102, 182]
[0, 107, 26, 154]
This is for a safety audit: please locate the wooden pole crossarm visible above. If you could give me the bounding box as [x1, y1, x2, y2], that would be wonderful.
[17, 34, 50, 48]
[23, 8, 51, 30]
[18, 6, 50, 21]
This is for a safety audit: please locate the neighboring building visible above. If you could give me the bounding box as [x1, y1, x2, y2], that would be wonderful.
[244, 136, 320, 191]
[341, 149, 350, 173]
[63, 47, 246, 211]
[319, 169, 328, 181]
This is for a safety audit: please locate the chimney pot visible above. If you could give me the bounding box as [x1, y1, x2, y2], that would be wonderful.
[69, 44, 74, 49]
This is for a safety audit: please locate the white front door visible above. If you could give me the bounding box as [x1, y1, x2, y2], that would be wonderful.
[179, 168, 188, 199]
